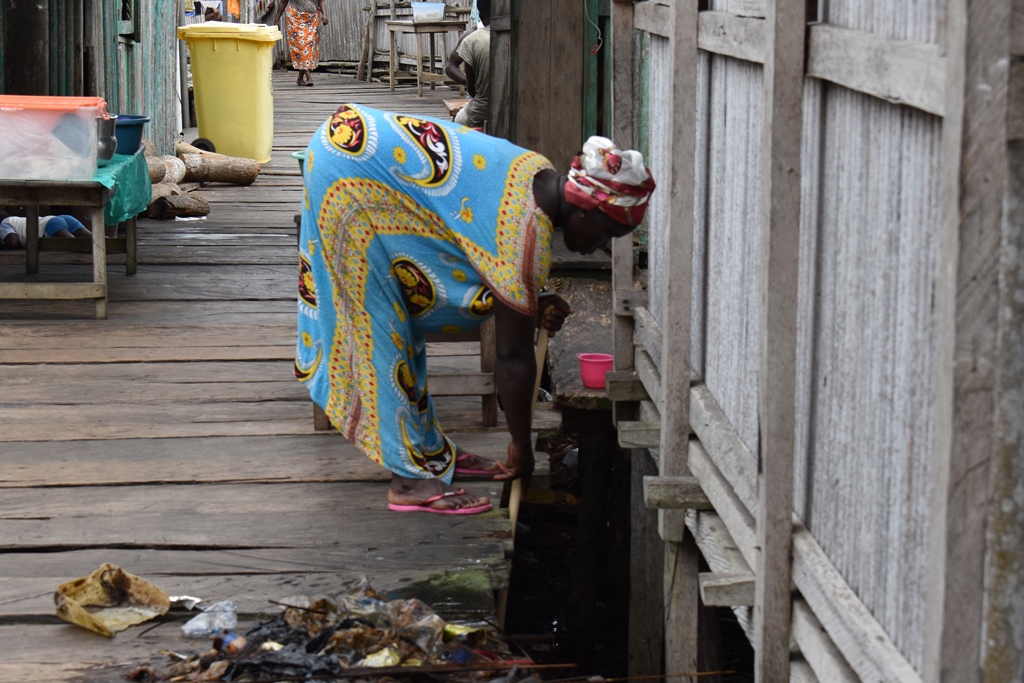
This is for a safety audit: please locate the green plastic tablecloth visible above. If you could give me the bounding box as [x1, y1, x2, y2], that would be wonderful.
[91, 151, 149, 225]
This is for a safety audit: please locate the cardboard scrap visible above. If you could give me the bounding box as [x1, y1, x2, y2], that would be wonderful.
[54, 563, 170, 637]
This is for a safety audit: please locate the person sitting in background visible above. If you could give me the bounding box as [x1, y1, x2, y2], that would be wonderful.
[445, 0, 491, 128]
[0, 211, 92, 250]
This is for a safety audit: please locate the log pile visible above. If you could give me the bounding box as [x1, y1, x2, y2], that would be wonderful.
[144, 141, 261, 219]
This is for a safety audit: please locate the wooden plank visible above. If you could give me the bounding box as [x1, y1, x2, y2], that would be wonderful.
[0, 432, 513, 488]
[688, 439, 757, 565]
[643, 475, 712, 510]
[791, 599, 859, 683]
[807, 24, 946, 116]
[926, 0, 1012, 680]
[726, 0, 767, 18]
[698, 571, 754, 606]
[613, 289, 648, 317]
[0, 282, 105, 300]
[659, 1, 700, 674]
[689, 383, 758, 513]
[633, 305, 663, 362]
[427, 372, 493, 396]
[634, 348, 662, 415]
[792, 522, 922, 683]
[1010, 59, 1024, 140]
[606, 370, 649, 402]
[629, 449, 665, 676]
[618, 420, 661, 448]
[754, 0, 804, 677]
[634, 1, 671, 38]
[697, 11, 766, 64]
[1013, 0, 1024, 56]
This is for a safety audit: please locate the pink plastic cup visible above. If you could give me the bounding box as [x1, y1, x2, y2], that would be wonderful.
[578, 353, 614, 389]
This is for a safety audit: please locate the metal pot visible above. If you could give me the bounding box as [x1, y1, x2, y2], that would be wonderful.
[96, 115, 118, 167]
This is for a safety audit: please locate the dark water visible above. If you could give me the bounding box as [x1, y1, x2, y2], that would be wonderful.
[504, 449, 754, 680]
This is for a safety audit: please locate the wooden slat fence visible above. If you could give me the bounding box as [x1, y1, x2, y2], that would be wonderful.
[610, 0, 1023, 681]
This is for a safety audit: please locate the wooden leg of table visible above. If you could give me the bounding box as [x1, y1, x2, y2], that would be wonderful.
[389, 30, 396, 92]
[416, 33, 424, 97]
[480, 317, 498, 426]
[26, 205, 39, 274]
[313, 403, 331, 431]
[429, 34, 436, 91]
[91, 207, 107, 319]
[126, 217, 137, 275]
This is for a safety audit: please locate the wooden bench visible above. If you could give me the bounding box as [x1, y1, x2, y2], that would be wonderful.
[0, 153, 148, 319]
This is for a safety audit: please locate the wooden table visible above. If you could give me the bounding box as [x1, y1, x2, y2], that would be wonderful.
[0, 177, 140, 319]
[387, 20, 466, 97]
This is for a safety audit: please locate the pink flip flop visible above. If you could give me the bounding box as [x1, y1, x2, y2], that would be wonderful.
[454, 452, 500, 477]
[387, 488, 493, 515]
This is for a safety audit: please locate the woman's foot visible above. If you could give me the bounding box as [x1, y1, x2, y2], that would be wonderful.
[296, 70, 314, 87]
[387, 474, 491, 514]
[453, 447, 501, 478]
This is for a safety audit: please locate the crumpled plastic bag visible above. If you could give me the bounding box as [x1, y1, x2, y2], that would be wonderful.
[54, 563, 170, 637]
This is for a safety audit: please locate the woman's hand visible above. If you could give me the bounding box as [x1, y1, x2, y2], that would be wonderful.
[321, 12, 328, 25]
[536, 292, 572, 334]
[494, 441, 535, 486]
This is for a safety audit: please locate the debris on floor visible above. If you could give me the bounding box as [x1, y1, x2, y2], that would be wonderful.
[54, 563, 170, 637]
[127, 577, 545, 682]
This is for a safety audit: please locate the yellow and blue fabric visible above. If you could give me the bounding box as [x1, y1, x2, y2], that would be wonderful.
[296, 103, 554, 481]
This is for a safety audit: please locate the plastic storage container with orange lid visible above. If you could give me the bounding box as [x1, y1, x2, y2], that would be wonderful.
[0, 95, 108, 181]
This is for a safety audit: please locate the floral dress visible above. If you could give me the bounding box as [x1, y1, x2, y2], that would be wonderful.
[296, 103, 554, 482]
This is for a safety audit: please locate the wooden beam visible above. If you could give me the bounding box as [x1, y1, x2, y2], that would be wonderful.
[633, 305, 663, 362]
[613, 289, 648, 316]
[698, 571, 754, 606]
[697, 11, 765, 64]
[634, 1, 671, 38]
[1010, 59, 1024, 140]
[660, 2, 700, 676]
[426, 372, 494, 397]
[606, 370, 649, 402]
[611, 0, 638, 398]
[689, 436, 922, 682]
[689, 383, 758, 513]
[618, 420, 662, 449]
[726, 0, 767, 18]
[630, 449, 665, 676]
[791, 599, 858, 683]
[792, 522, 922, 682]
[634, 348, 662, 415]
[643, 475, 713, 510]
[0, 283, 105, 300]
[1013, 0, 1024, 56]
[754, 0, 804, 678]
[807, 24, 946, 116]
[927, 0, 1012, 681]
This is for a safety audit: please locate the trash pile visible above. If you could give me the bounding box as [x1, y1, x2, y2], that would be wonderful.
[123, 577, 542, 683]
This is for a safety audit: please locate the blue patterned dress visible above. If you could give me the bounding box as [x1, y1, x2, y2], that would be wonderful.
[296, 103, 554, 482]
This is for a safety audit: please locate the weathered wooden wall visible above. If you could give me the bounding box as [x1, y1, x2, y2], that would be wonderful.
[616, 0, 1022, 680]
[0, 0, 181, 155]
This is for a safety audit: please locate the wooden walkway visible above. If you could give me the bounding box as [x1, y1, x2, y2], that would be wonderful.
[0, 72, 551, 682]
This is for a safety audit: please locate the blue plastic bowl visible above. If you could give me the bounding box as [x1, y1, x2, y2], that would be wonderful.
[113, 114, 150, 155]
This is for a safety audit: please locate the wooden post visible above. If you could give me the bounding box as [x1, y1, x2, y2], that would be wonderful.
[5, 0, 49, 95]
[754, 0, 805, 679]
[488, 0, 513, 141]
[660, 1, 699, 677]
[925, 0, 1013, 680]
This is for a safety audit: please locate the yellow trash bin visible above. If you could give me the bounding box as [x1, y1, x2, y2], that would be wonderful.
[177, 22, 282, 163]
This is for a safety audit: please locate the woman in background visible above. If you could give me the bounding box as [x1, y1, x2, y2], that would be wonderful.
[274, 0, 328, 87]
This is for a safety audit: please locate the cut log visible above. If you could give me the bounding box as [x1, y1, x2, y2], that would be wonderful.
[146, 156, 166, 184]
[141, 139, 159, 157]
[147, 193, 211, 219]
[149, 182, 182, 205]
[161, 156, 187, 185]
[174, 141, 260, 185]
